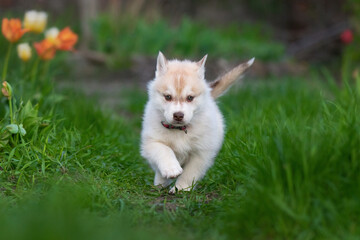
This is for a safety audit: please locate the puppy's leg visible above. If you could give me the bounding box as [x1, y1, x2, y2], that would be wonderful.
[142, 141, 183, 179]
[169, 152, 214, 194]
[154, 170, 173, 187]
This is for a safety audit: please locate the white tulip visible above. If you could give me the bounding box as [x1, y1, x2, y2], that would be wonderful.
[45, 27, 59, 41]
[17, 43, 32, 62]
[24, 10, 48, 33]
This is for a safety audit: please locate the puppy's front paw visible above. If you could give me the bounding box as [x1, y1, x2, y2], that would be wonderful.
[169, 186, 177, 194]
[169, 185, 191, 194]
[160, 164, 183, 179]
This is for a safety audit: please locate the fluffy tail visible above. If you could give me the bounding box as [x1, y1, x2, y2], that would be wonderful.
[209, 58, 255, 99]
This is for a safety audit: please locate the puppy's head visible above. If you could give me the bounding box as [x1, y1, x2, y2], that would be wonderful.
[149, 52, 209, 126]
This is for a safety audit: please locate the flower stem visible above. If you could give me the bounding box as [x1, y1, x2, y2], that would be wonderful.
[41, 60, 50, 82]
[31, 57, 40, 83]
[2, 43, 13, 82]
[9, 96, 13, 124]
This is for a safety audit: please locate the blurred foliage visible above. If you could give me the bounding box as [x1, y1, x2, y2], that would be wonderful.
[342, 0, 360, 82]
[90, 15, 285, 68]
[245, 0, 285, 19]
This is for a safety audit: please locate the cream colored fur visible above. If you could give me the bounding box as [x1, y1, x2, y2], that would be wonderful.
[140, 52, 253, 193]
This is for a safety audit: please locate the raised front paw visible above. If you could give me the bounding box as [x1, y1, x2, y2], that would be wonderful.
[160, 164, 183, 179]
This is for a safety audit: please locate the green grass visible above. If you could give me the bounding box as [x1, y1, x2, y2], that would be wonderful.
[1, 6, 359, 239]
[1, 73, 360, 239]
[91, 16, 285, 68]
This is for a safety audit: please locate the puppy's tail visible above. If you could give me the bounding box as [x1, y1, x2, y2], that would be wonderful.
[209, 58, 255, 99]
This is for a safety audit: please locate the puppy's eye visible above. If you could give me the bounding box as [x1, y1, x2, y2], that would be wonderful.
[186, 96, 194, 102]
[164, 95, 172, 101]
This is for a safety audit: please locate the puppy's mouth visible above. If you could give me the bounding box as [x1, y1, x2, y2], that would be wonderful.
[163, 119, 187, 127]
[171, 121, 186, 126]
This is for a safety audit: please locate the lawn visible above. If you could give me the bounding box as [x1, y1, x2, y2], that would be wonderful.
[1, 73, 359, 239]
[1, 10, 360, 240]
[90, 15, 284, 68]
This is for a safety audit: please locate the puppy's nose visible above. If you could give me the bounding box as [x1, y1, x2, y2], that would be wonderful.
[173, 112, 184, 121]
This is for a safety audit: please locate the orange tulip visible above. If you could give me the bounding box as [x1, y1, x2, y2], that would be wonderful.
[33, 39, 56, 60]
[2, 18, 28, 43]
[34, 27, 78, 60]
[56, 27, 78, 51]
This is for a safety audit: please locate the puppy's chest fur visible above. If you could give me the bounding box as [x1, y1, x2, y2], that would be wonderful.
[160, 129, 199, 165]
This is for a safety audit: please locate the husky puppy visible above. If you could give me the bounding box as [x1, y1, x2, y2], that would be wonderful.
[141, 52, 254, 193]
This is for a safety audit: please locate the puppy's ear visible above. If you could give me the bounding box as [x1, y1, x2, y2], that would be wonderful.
[197, 54, 207, 68]
[156, 51, 168, 77]
[197, 54, 207, 79]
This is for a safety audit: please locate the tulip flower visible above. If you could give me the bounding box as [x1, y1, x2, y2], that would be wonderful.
[45, 27, 59, 41]
[2, 18, 28, 43]
[34, 27, 78, 60]
[56, 27, 78, 51]
[340, 29, 353, 45]
[17, 43, 32, 62]
[33, 39, 56, 60]
[2, 81, 14, 123]
[1, 81, 12, 99]
[24, 10, 47, 33]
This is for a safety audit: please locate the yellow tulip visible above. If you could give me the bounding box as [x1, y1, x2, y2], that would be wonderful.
[45, 27, 59, 41]
[17, 43, 32, 62]
[24, 10, 47, 33]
